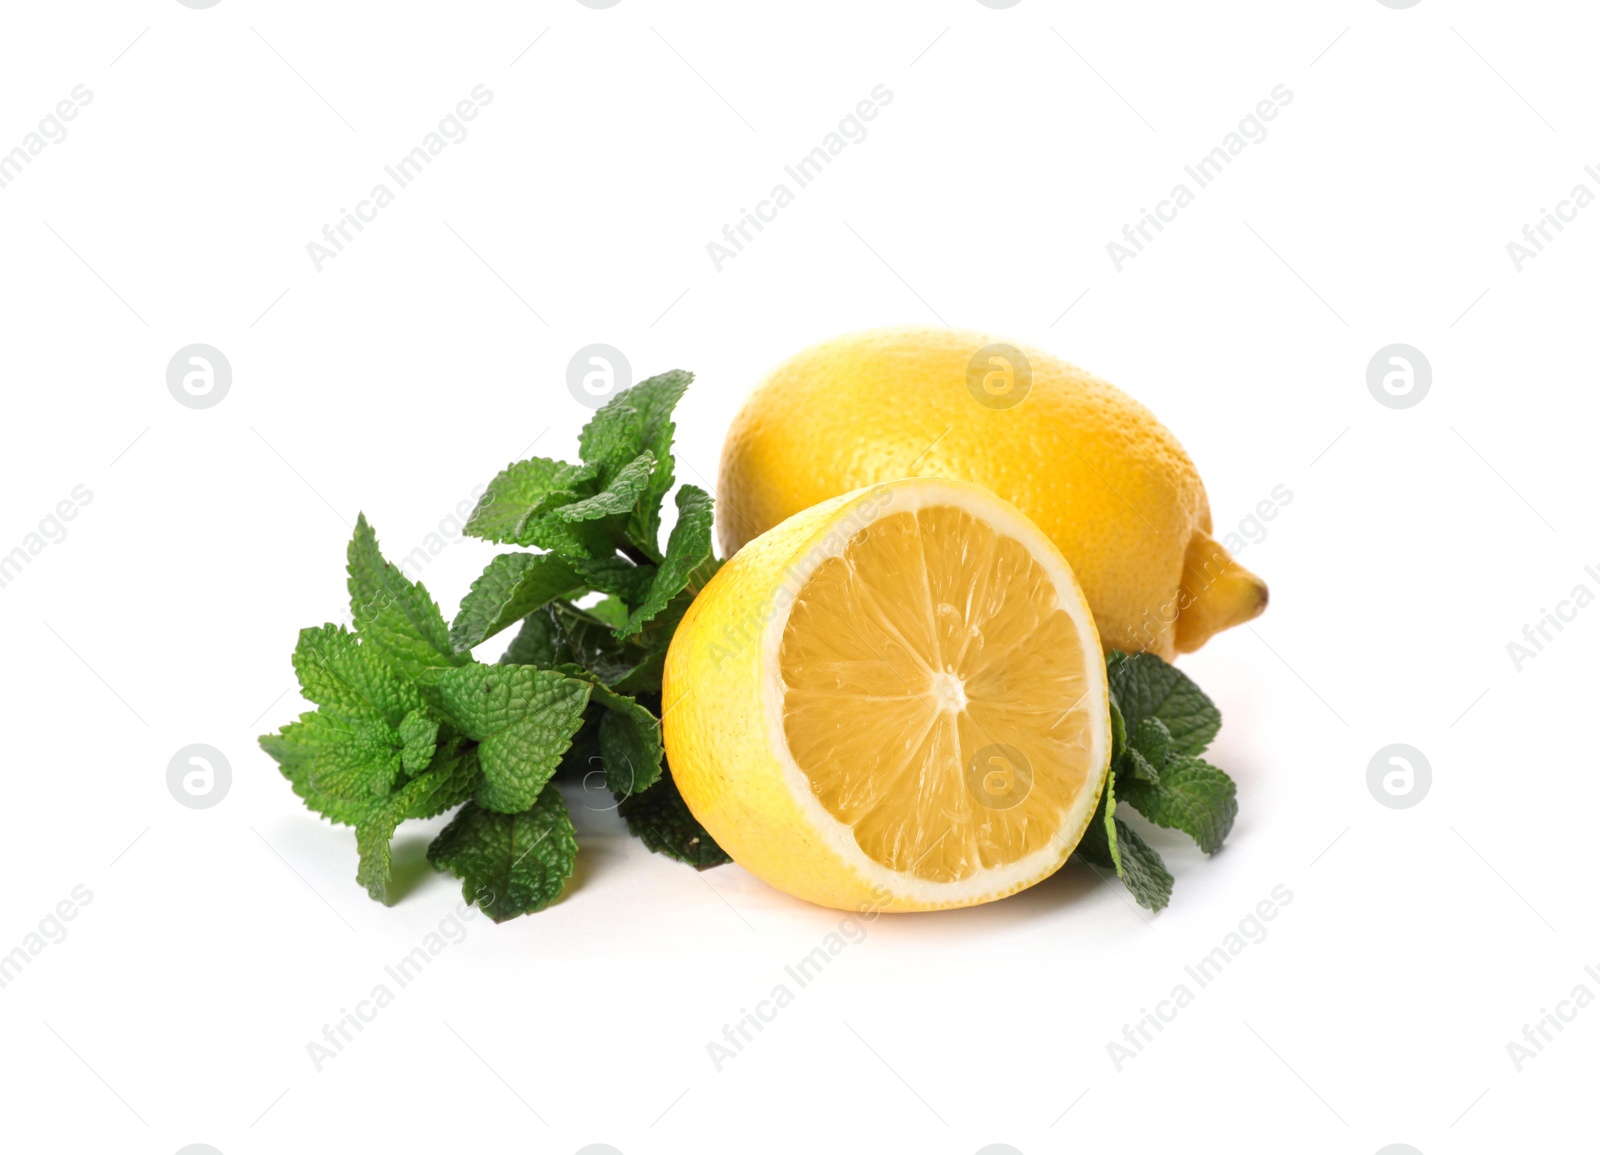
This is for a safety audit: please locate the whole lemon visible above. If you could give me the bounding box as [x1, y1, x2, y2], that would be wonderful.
[717, 327, 1267, 658]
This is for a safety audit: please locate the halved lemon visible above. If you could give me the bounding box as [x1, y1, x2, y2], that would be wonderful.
[662, 478, 1110, 912]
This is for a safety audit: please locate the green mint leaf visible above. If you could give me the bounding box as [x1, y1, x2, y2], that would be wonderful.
[291, 623, 424, 727]
[1130, 716, 1172, 767]
[555, 666, 663, 797]
[430, 664, 591, 813]
[261, 625, 433, 817]
[500, 602, 658, 689]
[1106, 650, 1220, 755]
[578, 370, 692, 556]
[1118, 755, 1238, 855]
[573, 556, 656, 608]
[355, 810, 399, 903]
[260, 718, 386, 825]
[1109, 695, 1127, 764]
[428, 791, 578, 921]
[464, 457, 607, 555]
[1111, 817, 1174, 912]
[348, 515, 464, 682]
[398, 709, 439, 774]
[552, 451, 655, 523]
[619, 484, 713, 637]
[1122, 746, 1162, 785]
[352, 743, 480, 904]
[499, 605, 563, 667]
[617, 770, 731, 869]
[1074, 766, 1172, 911]
[1075, 767, 1118, 870]
[398, 742, 482, 820]
[450, 552, 582, 653]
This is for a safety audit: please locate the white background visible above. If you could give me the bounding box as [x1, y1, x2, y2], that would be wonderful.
[0, 2, 1593, 1153]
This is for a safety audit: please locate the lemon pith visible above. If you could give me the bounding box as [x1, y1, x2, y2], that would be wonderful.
[663, 478, 1109, 912]
[717, 326, 1269, 659]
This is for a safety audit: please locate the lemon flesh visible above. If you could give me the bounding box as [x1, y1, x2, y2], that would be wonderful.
[781, 504, 1098, 884]
[664, 478, 1109, 912]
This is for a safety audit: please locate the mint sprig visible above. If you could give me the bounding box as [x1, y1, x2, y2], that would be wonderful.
[259, 371, 729, 920]
[1076, 651, 1238, 912]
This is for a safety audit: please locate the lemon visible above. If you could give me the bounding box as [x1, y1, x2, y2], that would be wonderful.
[662, 477, 1110, 912]
[717, 327, 1268, 659]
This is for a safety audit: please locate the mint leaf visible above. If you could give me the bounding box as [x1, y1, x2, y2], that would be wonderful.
[431, 664, 590, 813]
[429, 791, 579, 921]
[1130, 716, 1172, 767]
[1106, 651, 1220, 755]
[1075, 767, 1118, 870]
[261, 625, 433, 817]
[617, 770, 731, 869]
[464, 457, 606, 556]
[556, 668, 663, 796]
[398, 709, 439, 774]
[553, 451, 655, 523]
[578, 370, 691, 555]
[1118, 755, 1238, 855]
[620, 484, 713, 637]
[501, 602, 657, 688]
[573, 556, 656, 608]
[1075, 762, 1174, 911]
[292, 623, 423, 726]
[450, 552, 582, 653]
[1111, 817, 1174, 912]
[348, 515, 464, 682]
[260, 718, 384, 825]
[354, 743, 481, 904]
[355, 811, 399, 903]
[1122, 746, 1162, 785]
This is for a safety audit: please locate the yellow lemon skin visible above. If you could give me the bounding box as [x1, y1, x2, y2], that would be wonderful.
[717, 327, 1267, 659]
[662, 480, 1109, 914]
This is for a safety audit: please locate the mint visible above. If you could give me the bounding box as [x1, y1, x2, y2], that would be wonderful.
[430, 664, 591, 813]
[1108, 816, 1174, 911]
[1106, 650, 1221, 755]
[557, 667, 664, 796]
[450, 552, 582, 653]
[1078, 650, 1239, 911]
[261, 369, 742, 921]
[398, 709, 439, 773]
[348, 515, 465, 682]
[463, 457, 605, 555]
[616, 770, 731, 869]
[428, 791, 579, 922]
[620, 484, 714, 636]
[578, 369, 691, 555]
[1118, 756, 1238, 855]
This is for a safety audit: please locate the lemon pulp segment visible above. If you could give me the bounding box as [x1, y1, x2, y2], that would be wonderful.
[778, 505, 1098, 884]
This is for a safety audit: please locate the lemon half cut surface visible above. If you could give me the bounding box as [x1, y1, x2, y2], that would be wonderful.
[662, 478, 1111, 912]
